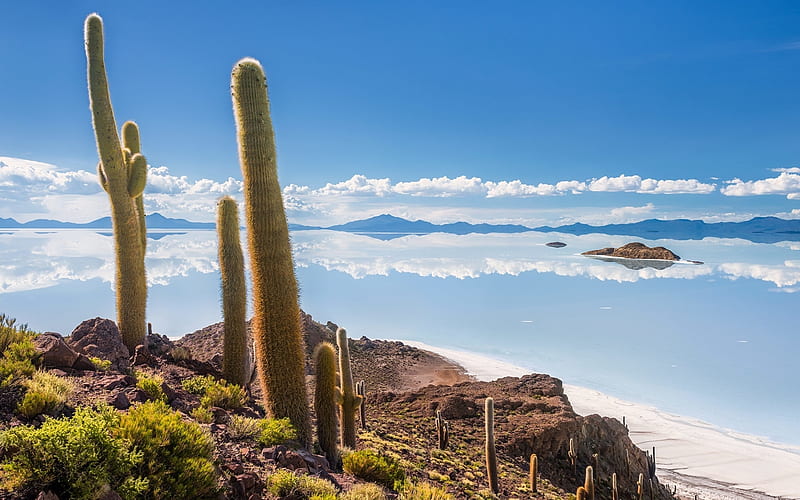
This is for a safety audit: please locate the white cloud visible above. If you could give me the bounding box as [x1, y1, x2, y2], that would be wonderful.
[771, 167, 800, 174]
[721, 172, 800, 199]
[394, 176, 485, 197]
[609, 203, 656, 220]
[589, 174, 716, 194]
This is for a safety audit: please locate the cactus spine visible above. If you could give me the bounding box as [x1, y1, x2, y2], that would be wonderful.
[336, 328, 362, 448]
[231, 57, 310, 446]
[314, 342, 339, 466]
[356, 380, 367, 428]
[485, 397, 499, 494]
[611, 472, 618, 500]
[217, 196, 248, 387]
[529, 453, 537, 493]
[85, 14, 147, 352]
[584, 465, 595, 500]
[435, 410, 450, 450]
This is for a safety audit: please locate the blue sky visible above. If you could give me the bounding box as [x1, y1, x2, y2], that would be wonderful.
[1, 1, 800, 225]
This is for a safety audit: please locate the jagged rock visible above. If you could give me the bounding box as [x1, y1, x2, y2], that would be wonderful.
[438, 395, 479, 419]
[131, 345, 156, 367]
[230, 472, 260, 499]
[68, 318, 130, 371]
[160, 381, 177, 403]
[124, 388, 148, 404]
[103, 374, 134, 391]
[72, 354, 96, 371]
[295, 448, 331, 473]
[34, 332, 79, 369]
[145, 333, 173, 357]
[582, 242, 680, 260]
[108, 391, 130, 410]
[35, 492, 59, 500]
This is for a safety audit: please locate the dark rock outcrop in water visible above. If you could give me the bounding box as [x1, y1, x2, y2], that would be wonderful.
[582, 242, 680, 260]
[546, 241, 567, 248]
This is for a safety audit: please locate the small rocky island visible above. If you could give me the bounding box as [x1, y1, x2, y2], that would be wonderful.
[581, 242, 680, 260]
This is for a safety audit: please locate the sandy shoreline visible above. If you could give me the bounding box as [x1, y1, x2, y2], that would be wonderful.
[397, 340, 800, 500]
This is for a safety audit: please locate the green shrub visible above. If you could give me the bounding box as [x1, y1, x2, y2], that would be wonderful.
[170, 346, 192, 361]
[89, 357, 112, 371]
[191, 406, 213, 424]
[266, 469, 337, 499]
[117, 401, 217, 499]
[258, 417, 297, 446]
[228, 415, 261, 440]
[0, 320, 37, 387]
[340, 483, 388, 500]
[135, 372, 167, 403]
[200, 380, 246, 410]
[0, 405, 147, 499]
[18, 370, 74, 418]
[398, 481, 455, 500]
[181, 375, 217, 395]
[342, 449, 406, 490]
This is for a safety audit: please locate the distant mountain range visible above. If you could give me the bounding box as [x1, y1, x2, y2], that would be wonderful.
[2, 213, 800, 243]
[534, 216, 800, 244]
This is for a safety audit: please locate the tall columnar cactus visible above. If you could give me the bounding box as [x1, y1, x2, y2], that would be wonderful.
[217, 196, 248, 387]
[485, 397, 498, 494]
[85, 14, 147, 352]
[231, 57, 311, 447]
[647, 446, 657, 479]
[336, 328, 362, 448]
[314, 342, 338, 466]
[529, 453, 538, 493]
[584, 465, 595, 500]
[569, 437, 577, 475]
[637, 473, 644, 500]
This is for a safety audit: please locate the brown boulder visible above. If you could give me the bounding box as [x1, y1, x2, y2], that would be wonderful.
[33, 332, 79, 369]
[582, 242, 680, 260]
[68, 318, 130, 371]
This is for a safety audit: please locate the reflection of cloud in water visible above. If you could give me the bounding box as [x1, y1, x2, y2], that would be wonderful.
[2, 230, 800, 292]
[0, 231, 218, 293]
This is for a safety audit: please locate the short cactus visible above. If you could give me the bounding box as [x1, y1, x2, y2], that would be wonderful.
[85, 13, 147, 352]
[612, 472, 618, 500]
[336, 328, 362, 449]
[485, 397, 498, 494]
[313, 342, 338, 466]
[217, 196, 248, 387]
[232, 57, 311, 446]
[529, 453, 537, 493]
[356, 380, 366, 429]
[435, 410, 449, 450]
[584, 465, 595, 500]
[637, 473, 644, 500]
[576, 486, 589, 500]
[568, 437, 577, 474]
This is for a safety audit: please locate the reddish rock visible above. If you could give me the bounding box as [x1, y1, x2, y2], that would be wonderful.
[108, 391, 130, 410]
[68, 318, 130, 371]
[131, 345, 156, 367]
[72, 354, 96, 371]
[582, 242, 680, 260]
[34, 332, 79, 369]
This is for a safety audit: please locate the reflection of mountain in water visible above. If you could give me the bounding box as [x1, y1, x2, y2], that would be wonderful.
[584, 255, 676, 270]
[349, 232, 424, 241]
[96, 231, 188, 240]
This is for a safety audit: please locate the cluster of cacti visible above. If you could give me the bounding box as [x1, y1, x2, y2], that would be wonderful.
[217, 196, 248, 387]
[484, 397, 498, 494]
[231, 57, 311, 447]
[647, 446, 657, 479]
[529, 453, 537, 493]
[435, 410, 449, 450]
[313, 342, 338, 465]
[336, 328, 362, 449]
[356, 380, 366, 428]
[84, 14, 148, 352]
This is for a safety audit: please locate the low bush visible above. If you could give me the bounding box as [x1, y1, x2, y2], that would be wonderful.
[181, 375, 217, 395]
[0, 317, 37, 386]
[200, 380, 246, 410]
[117, 401, 218, 499]
[18, 370, 74, 418]
[134, 372, 167, 403]
[340, 483, 388, 500]
[258, 417, 297, 446]
[266, 469, 337, 499]
[0, 405, 147, 499]
[191, 406, 213, 424]
[89, 357, 112, 371]
[398, 481, 455, 500]
[342, 449, 406, 490]
[228, 415, 261, 440]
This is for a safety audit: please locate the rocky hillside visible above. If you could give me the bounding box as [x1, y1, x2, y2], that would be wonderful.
[0, 313, 677, 499]
[582, 242, 681, 261]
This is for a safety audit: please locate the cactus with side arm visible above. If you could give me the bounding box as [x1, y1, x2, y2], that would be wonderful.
[85, 13, 147, 352]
